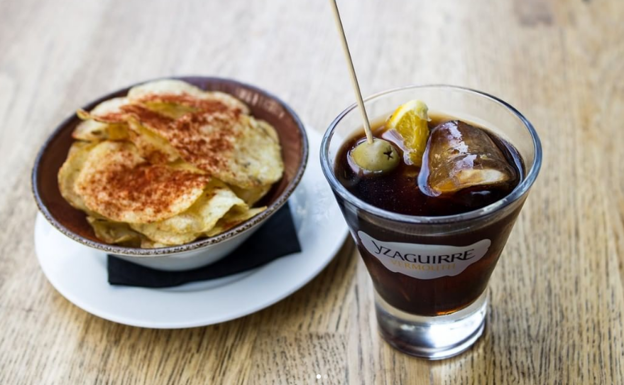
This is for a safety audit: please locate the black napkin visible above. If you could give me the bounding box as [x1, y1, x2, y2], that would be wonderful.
[108, 203, 300, 288]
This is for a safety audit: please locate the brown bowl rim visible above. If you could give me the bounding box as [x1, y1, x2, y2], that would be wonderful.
[31, 76, 309, 257]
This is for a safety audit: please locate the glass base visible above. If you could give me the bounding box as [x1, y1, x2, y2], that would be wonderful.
[375, 290, 488, 360]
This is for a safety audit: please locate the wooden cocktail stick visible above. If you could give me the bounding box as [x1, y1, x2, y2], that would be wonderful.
[328, 0, 373, 144]
[328, 0, 399, 174]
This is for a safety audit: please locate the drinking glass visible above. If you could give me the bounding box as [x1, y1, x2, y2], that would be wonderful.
[320, 85, 542, 359]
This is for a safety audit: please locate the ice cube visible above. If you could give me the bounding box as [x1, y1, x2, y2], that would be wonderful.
[418, 120, 518, 196]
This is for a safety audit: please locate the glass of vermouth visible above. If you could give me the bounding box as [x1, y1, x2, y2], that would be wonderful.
[320, 85, 542, 359]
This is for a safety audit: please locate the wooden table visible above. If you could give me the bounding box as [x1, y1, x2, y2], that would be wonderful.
[1, 0, 623, 383]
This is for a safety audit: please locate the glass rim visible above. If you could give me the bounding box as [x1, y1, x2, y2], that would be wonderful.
[320, 84, 543, 225]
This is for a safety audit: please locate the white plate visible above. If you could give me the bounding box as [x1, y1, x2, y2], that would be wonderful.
[34, 130, 348, 328]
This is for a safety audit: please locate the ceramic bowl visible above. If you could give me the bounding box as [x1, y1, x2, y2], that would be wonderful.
[32, 76, 308, 271]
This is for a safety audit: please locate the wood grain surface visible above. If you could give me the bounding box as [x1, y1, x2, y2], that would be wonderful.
[1, 0, 623, 383]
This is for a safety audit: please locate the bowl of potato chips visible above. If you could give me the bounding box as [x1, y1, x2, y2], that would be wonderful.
[32, 77, 308, 271]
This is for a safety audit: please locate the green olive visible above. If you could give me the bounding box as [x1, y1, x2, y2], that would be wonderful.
[349, 138, 400, 174]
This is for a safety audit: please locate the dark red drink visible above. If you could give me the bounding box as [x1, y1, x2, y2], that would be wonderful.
[335, 114, 524, 316]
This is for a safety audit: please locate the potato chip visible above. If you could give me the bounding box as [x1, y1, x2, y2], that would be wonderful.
[75, 141, 209, 223]
[140, 237, 174, 249]
[210, 115, 282, 189]
[73, 97, 131, 141]
[130, 180, 246, 244]
[79, 97, 130, 124]
[230, 183, 271, 206]
[254, 119, 279, 143]
[58, 141, 97, 211]
[87, 216, 141, 246]
[127, 79, 249, 114]
[134, 226, 200, 246]
[206, 207, 266, 237]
